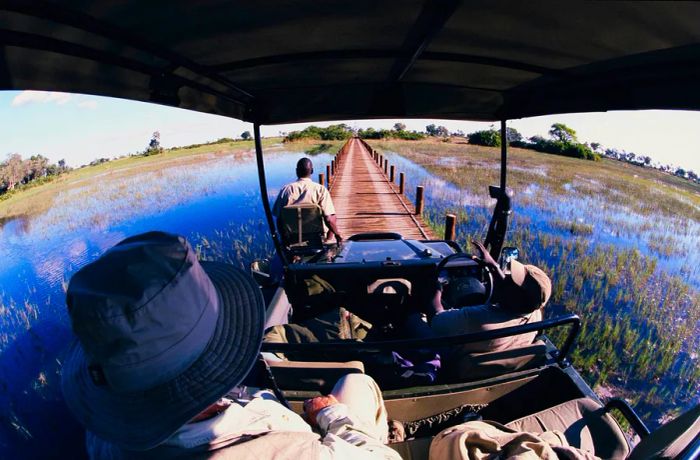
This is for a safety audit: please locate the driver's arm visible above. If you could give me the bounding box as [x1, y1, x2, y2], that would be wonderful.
[426, 284, 445, 321]
[324, 214, 343, 242]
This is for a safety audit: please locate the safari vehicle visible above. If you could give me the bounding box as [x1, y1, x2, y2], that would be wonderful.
[2, 1, 700, 459]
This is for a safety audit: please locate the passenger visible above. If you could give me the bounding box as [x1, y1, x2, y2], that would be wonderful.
[60, 231, 400, 459]
[273, 157, 343, 243]
[426, 240, 552, 353]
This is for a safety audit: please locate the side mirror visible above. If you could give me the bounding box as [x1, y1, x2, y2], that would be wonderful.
[499, 247, 519, 271]
[250, 259, 273, 287]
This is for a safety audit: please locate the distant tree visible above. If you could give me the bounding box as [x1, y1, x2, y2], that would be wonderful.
[590, 142, 602, 152]
[144, 131, 163, 156]
[548, 123, 578, 144]
[643, 156, 652, 166]
[451, 130, 465, 137]
[425, 124, 438, 136]
[393, 122, 406, 131]
[468, 129, 501, 147]
[505, 127, 522, 144]
[675, 167, 687, 177]
[435, 126, 449, 137]
[1, 154, 25, 191]
[241, 131, 252, 140]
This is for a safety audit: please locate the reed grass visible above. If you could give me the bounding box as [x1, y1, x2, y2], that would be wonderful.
[372, 139, 700, 426]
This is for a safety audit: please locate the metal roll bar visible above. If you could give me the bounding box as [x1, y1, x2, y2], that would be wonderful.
[262, 313, 581, 366]
[254, 123, 288, 266]
[604, 398, 651, 438]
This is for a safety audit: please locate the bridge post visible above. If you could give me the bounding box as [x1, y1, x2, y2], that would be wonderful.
[415, 186, 424, 215]
[384, 159, 388, 174]
[326, 165, 331, 184]
[331, 160, 335, 174]
[319, 173, 325, 187]
[399, 172, 405, 194]
[390, 165, 395, 182]
[444, 214, 456, 241]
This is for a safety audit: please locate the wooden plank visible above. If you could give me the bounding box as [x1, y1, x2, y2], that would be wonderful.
[330, 138, 435, 239]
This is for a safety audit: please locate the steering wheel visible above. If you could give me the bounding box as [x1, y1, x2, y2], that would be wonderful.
[435, 252, 493, 309]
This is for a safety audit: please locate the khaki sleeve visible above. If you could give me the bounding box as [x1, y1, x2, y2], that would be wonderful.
[431, 308, 468, 337]
[318, 186, 336, 216]
[272, 187, 287, 217]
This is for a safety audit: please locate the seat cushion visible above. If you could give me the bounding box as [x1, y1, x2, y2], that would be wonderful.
[506, 398, 629, 460]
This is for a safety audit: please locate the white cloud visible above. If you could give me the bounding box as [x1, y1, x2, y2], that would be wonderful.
[77, 99, 98, 109]
[11, 90, 72, 107]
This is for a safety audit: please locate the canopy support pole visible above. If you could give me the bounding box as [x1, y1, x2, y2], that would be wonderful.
[500, 119, 507, 190]
[254, 123, 288, 266]
[484, 120, 512, 260]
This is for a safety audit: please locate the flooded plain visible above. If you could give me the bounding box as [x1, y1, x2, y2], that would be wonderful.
[0, 141, 698, 457]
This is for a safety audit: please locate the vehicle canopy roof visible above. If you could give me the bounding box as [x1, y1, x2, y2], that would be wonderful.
[2, 1, 700, 125]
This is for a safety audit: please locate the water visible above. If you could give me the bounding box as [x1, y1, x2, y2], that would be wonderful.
[0, 148, 333, 458]
[0, 146, 698, 457]
[382, 148, 700, 424]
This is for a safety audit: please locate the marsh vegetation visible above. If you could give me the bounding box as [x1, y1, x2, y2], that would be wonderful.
[371, 139, 700, 425]
[0, 137, 697, 455]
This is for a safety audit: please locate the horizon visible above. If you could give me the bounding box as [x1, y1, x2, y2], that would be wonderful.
[1, 90, 700, 172]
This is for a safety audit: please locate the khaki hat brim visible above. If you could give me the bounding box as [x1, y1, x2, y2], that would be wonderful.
[509, 259, 527, 286]
[61, 262, 265, 451]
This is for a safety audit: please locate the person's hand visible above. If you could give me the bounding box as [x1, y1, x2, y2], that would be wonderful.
[470, 240, 498, 271]
[303, 395, 339, 428]
[335, 233, 344, 243]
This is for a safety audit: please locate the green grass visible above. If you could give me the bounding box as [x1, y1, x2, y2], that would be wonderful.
[371, 138, 700, 425]
[372, 139, 699, 221]
[0, 137, 283, 222]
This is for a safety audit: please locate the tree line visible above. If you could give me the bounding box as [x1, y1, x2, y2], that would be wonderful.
[284, 122, 698, 182]
[0, 154, 70, 197]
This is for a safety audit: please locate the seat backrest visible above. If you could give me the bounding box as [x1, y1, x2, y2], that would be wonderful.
[448, 341, 549, 381]
[628, 404, 700, 459]
[266, 360, 365, 392]
[279, 204, 324, 248]
[507, 397, 630, 459]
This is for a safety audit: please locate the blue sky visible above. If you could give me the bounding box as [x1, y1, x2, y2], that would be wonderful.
[1, 90, 699, 172]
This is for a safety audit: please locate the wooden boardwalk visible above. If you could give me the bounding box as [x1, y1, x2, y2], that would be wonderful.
[328, 138, 435, 239]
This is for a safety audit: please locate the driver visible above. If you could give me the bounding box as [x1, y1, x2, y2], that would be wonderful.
[425, 241, 552, 354]
[273, 157, 343, 243]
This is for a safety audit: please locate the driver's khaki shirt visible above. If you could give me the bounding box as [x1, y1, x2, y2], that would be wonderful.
[272, 177, 336, 217]
[432, 304, 542, 353]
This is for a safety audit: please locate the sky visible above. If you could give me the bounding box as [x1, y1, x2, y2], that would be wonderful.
[1, 90, 699, 172]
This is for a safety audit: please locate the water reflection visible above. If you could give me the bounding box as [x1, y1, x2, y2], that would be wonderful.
[0, 146, 697, 457]
[0, 149, 332, 458]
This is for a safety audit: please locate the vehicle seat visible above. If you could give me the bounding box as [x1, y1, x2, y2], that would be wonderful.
[505, 397, 629, 459]
[447, 340, 549, 382]
[265, 360, 365, 393]
[279, 204, 325, 252]
[628, 403, 700, 459]
[389, 437, 432, 460]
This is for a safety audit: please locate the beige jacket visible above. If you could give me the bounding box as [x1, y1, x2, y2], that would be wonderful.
[430, 420, 599, 460]
[87, 400, 400, 460]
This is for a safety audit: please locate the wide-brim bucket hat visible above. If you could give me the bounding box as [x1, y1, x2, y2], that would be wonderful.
[509, 259, 552, 309]
[61, 231, 265, 450]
